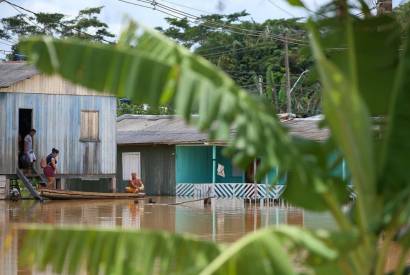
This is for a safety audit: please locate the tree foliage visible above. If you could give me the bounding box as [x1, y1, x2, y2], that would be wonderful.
[117, 99, 173, 116]
[157, 12, 320, 116]
[394, 1, 410, 31]
[0, 6, 114, 60]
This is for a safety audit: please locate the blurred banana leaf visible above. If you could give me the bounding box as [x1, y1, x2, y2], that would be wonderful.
[20, 226, 221, 275]
[20, 225, 347, 275]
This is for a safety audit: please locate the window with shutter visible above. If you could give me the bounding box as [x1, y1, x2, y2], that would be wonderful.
[80, 111, 99, 141]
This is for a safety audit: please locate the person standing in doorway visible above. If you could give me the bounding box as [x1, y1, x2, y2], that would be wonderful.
[24, 129, 37, 165]
[43, 148, 59, 189]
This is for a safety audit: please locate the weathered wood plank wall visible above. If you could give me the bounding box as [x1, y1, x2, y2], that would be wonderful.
[117, 145, 176, 196]
[0, 74, 112, 96]
[0, 92, 116, 176]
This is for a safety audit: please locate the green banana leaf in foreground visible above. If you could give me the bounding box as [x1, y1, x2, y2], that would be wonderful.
[17, 1, 410, 274]
[19, 224, 352, 275]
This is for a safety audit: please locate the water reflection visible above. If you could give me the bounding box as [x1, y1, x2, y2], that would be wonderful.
[1, 198, 338, 274]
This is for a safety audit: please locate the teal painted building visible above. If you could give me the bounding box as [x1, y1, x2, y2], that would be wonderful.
[117, 115, 337, 197]
[117, 115, 250, 196]
[175, 146, 244, 184]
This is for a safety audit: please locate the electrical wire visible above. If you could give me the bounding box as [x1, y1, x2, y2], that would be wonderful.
[266, 0, 297, 18]
[6, 1, 46, 33]
[117, 0, 309, 45]
[201, 43, 278, 57]
[158, 0, 212, 15]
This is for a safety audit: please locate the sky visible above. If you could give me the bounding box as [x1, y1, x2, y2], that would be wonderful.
[0, 0, 404, 57]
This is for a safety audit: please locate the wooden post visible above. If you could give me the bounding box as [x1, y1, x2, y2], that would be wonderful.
[253, 159, 257, 204]
[284, 33, 291, 115]
[272, 83, 278, 112]
[212, 146, 216, 184]
[211, 145, 217, 241]
[111, 177, 117, 193]
[258, 75, 263, 96]
[60, 178, 66, 190]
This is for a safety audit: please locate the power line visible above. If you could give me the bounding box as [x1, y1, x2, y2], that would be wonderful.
[6, 1, 45, 33]
[194, 35, 305, 55]
[118, 0, 309, 45]
[201, 44, 282, 58]
[267, 0, 297, 18]
[4, 0, 114, 44]
[153, 0, 304, 40]
[158, 0, 212, 15]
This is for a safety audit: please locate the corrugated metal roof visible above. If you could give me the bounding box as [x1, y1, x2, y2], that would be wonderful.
[283, 117, 329, 141]
[117, 115, 211, 145]
[0, 62, 38, 88]
[117, 115, 329, 145]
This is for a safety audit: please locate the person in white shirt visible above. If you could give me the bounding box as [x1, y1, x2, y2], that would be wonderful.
[24, 129, 37, 164]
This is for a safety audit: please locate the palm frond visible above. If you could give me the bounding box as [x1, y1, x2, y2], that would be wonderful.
[20, 225, 222, 275]
[19, 224, 346, 275]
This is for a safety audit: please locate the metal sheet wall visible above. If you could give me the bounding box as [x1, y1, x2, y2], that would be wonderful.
[175, 146, 212, 184]
[215, 147, 245, 183]
[0, 92, 116, 176]
[117, 145, 176, 196]
[175, 146, 245, 184]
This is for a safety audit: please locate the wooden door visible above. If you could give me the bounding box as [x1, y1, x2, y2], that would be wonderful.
[122, 152, 141, 181]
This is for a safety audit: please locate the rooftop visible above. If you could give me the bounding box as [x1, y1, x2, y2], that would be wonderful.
[117, 115, 329, 145]
[0, 62, 38, 88]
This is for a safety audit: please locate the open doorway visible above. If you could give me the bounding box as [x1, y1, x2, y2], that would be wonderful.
[245, 159, 261, 183]
[18, 109, 32, 168]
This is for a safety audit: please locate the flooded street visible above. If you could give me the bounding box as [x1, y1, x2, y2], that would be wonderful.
[0, 197, 336, 274]
[1, 198, 406, 274]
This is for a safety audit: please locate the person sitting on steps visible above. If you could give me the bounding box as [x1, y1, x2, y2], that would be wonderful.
[125, 173, 144, 193]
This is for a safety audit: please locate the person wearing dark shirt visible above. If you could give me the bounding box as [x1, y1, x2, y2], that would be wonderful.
[43, 148, 59, 189]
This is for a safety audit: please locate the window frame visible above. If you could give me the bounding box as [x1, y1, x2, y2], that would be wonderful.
[80, 110, 100, 142]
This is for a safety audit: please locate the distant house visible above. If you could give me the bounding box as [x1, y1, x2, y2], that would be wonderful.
[0, 62, 116, 192]
[116, 115, 331, 198]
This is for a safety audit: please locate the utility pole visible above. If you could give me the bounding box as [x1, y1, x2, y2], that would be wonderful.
[284, 33, 291, 115]
[258, 75, 263, 96]
[377, 0, 392, 14]
[272, 83, 278, 111]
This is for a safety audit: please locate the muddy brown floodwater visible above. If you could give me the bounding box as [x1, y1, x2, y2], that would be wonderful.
[0, 198, 407, 274]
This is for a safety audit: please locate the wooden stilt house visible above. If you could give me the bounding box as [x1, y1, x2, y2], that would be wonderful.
[0, 62, 117, 195]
